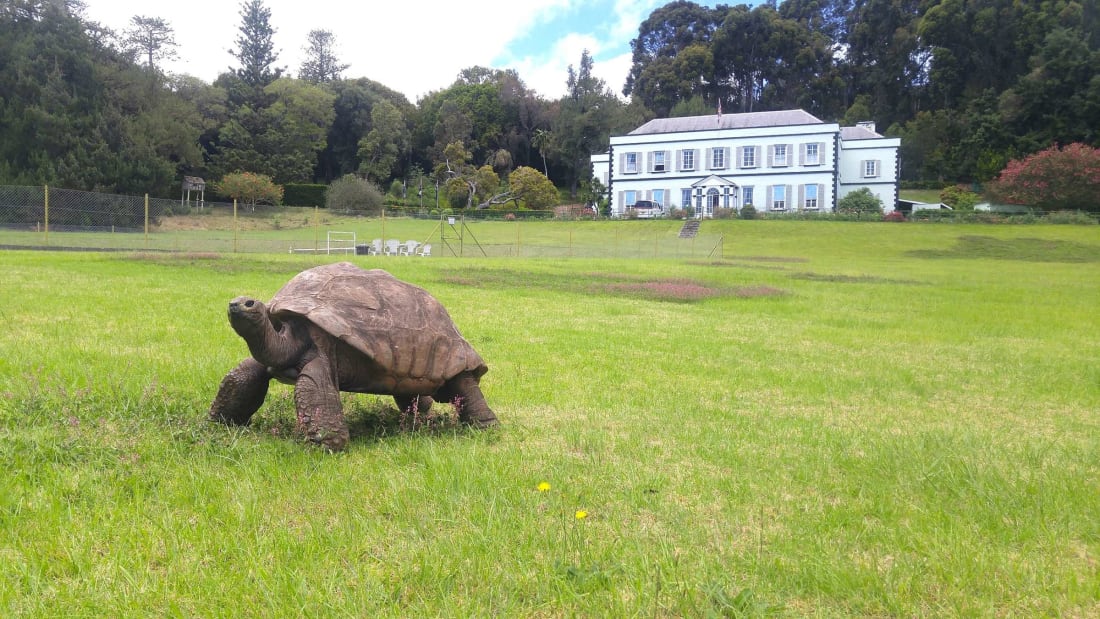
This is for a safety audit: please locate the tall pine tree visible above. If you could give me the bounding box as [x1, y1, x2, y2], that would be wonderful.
[230, 0, 282, 91]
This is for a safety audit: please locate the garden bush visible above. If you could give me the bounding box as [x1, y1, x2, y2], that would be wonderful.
[325, 175, 384, 214]
[1045, 210, 1098, 225]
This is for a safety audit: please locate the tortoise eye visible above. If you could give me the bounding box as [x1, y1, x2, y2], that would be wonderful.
[244, 300, 255, 308]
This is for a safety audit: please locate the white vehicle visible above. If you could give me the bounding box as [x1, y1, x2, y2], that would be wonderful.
[628, 199, 664, 219]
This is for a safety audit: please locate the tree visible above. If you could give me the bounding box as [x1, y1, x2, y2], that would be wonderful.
[505, 166, 558, 209]
[211, 78, 335, 183]
[230, 0, 282, 90]
[298, 29, 349, 84]
[357, 99, 408, 185]
[325, 174, 383, 214]
[553, 50, 619, 198]
[624, 0, 721, 100]
[531, 128, 552, 177]
[122, 15, 177, 74]
[216, 171, 283, 211]
[436, 141, 499, 208]
[317, 78, 412, 182]
[986, 143, 1100, 212]
[480, 166, 558, 210]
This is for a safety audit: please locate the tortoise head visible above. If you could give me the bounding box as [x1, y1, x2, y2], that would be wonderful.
[227, 296, 270, 342]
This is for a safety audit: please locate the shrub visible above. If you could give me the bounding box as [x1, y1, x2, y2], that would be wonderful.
[713, 207, 737, 219]
[837, 188, 883, 216]
[389, 180, 404, 198]
[325, 175, 384, 214]
[986, 143, 1100, 212]
[1045, 210, 1098, 225]
[740, 204, 757, 220]
[940, 185, 980, 210]
[883, 210, 906, 222]
[282, 183, 326, 207]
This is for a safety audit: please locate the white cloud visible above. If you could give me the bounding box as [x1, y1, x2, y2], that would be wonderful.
[80, 0, 655, 102]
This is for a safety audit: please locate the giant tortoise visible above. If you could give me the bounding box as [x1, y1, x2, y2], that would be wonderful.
[208, 262, 497, 450]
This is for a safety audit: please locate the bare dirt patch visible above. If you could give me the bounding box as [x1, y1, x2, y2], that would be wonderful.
[438, 268, 786, 302]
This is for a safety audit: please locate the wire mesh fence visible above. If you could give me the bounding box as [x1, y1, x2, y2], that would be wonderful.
[0, 185, 726, 259]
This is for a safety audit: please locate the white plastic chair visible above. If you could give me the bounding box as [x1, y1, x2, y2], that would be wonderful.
[417, 243, 432, 257]
[384, 239, 401, 255]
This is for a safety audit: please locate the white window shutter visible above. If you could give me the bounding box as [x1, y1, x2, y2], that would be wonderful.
[798, 184, 805, 209]
[767, 145, 774, 167]
[706, 148, 713, 170]
[766, 185, 773, 208]
[676, 149, 682, 170]
[799, 144, 806, 165]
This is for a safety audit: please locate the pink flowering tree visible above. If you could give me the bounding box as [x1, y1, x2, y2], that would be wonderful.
[986, 143, 1100, 212]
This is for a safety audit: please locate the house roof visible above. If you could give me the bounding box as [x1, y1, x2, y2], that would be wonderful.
[628, 109, 825, 135]
[839, 126, 883, 140]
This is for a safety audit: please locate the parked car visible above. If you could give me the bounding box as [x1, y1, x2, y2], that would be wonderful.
[628, 199, 664, 219]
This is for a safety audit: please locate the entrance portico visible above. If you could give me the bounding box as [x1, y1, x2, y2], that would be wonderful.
[691, 175, 738, 218]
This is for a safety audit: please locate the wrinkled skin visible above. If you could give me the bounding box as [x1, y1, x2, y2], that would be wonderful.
[209, 264, 497, 451]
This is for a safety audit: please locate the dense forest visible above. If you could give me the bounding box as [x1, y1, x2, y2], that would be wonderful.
[1, 0, 1097, 201]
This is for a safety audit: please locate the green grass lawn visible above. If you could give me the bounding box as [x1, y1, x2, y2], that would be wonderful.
[1, 222, 1099, 616]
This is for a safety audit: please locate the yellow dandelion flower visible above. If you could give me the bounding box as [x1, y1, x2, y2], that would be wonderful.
[575, 510, 588, 520]
[537, 481, 551, 492]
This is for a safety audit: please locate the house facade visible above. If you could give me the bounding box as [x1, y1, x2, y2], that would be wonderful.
[591, 110, 900, 217]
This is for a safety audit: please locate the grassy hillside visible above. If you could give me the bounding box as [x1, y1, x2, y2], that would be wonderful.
[1, 223, 1098, 615]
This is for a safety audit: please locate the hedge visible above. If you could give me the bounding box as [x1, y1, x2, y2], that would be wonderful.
[283, 184, 327, 207]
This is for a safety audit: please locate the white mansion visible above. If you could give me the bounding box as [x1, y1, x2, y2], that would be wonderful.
[591, 109, 900, 217]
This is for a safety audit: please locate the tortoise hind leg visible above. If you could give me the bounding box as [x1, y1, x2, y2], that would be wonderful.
[295, 356, 350, 451]
[209, 358, 270, 426]
[438, 371, 498, 428]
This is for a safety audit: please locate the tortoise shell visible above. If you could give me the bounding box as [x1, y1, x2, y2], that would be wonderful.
[267, 262, 486, 384]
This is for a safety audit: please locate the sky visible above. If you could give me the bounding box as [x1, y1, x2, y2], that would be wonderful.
[79, 0, 720, 103]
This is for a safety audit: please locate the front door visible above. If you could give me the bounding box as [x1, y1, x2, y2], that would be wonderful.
[706, 188, 720, 216]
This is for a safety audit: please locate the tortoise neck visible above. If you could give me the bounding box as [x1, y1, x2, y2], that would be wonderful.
[237, 313, 308, 370]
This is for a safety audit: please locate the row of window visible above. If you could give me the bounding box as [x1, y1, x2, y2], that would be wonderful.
[621, 143, 828, 174]
[623, 184, 825, 211]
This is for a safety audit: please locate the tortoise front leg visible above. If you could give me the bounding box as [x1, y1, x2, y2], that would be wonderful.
[439, 371, 498, 428]
[209, 358, 270, 426]
[294, 356, 349, 451]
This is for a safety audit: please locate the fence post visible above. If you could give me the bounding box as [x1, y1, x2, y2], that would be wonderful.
[516, 220, 521, 257]
[233, 199, 238, 253]
[314, 205, 319, 252]
[144, 194, 149, 249]
[43, 184, 49, 246]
